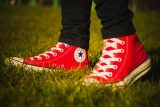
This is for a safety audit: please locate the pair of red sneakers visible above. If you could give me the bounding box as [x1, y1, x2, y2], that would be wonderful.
[8, 34, 151, 87]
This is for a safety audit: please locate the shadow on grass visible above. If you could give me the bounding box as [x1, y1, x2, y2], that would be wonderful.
[142, 47, 160, 82]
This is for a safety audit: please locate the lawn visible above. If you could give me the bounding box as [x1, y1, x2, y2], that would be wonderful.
[0, 6, 160, 107]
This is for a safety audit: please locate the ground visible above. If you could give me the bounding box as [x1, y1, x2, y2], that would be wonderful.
[0, 6, 160, 107]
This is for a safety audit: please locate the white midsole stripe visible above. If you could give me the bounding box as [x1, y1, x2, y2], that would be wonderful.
[105, 58, 151, 87]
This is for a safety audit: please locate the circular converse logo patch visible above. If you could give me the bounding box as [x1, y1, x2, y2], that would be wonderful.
[74, 48, 86, 63]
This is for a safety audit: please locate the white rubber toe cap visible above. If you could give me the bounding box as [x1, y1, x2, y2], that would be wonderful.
[5, 57, 52, 72]
[5, 57, 24, 66]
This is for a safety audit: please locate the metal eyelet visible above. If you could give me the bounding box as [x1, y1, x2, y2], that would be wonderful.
[65, 44, 69, 48]
[38, 57, 42, 60]
[108, 72, 113, 77]
[121, 49, 124, 53]
[60, 49, 64, 52]
[61, 64, 64, 67]
[46, 55, 50, 59]
[121, 41, 125, 45]
[53, 53, 57, 56]
[51, 49, 55, 51]
[118, 58, 122, 62]
[113, 65, 118, 70]
[53, 64, 56, 67]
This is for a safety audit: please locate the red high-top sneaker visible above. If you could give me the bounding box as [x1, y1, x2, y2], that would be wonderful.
[84, 34, 151, 87]
[8, 42, 89, 71]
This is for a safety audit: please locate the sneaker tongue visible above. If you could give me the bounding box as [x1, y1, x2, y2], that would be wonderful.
[56, 43, 65, 49]
[106, 39, 113, 42]
[49, 42, 68, 53]
[57, 42, 68, 47]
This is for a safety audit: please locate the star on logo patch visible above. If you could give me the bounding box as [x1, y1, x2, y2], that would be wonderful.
[78, 51, 83, 57]
[74, 48, 86, 63]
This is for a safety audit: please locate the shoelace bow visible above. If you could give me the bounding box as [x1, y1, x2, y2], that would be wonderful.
[30, 42, 69, 61]
[90, 38, 125, 79]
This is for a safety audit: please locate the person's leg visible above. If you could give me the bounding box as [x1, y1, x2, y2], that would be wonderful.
[94, 0, 135, 38]
[59, 0, 92, 50]
[83, 0, 151, 87]
[7, 0, 92, 71]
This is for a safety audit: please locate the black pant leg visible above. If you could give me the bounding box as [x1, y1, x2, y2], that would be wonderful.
[94, 0, 136, 39]
[59, 0, 92, 50]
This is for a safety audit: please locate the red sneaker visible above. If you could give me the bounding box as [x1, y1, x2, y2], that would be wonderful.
[8, 42, 89, 71]
[84, 34, 151, 87]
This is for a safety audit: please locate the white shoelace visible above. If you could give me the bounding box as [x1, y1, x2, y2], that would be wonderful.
[90, 38, 125, 79]
[30, 42, 69, 61]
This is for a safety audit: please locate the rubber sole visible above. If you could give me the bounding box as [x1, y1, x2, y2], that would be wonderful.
[5, 57, 54, 72]
[6, 57, 151, 87]
[105, 58, 151, 87]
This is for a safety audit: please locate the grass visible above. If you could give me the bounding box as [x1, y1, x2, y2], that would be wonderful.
[0, 6, 160, 107]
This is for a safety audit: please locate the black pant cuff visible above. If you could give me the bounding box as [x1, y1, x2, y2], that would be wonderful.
[58, 37, 89, 50]
[102, 29, 136, 39]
